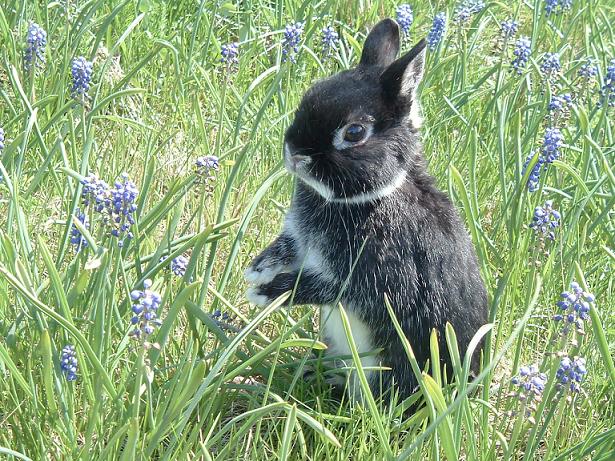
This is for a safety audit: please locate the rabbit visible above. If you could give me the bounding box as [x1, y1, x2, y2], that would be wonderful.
[245, 18, 488, 403]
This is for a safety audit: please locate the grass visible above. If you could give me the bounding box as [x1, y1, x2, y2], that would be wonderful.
[0, 0, 614, 459]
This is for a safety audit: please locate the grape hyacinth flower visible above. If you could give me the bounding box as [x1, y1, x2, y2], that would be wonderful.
[500, 19, 519, 39]
[522, 152, 544, 192]
[544, 0, 559, 15]
[541, 127, 564, 163]
[24, 22, 47, 71]
[599, 59, 615, 108]
[170, 255, 189, 277]
[70, 209, 89, 252]
[522, 128, 563, 192]
[529, 200, 560, 241]
[81, 174, 110, 212]
[454, 6, 472, 24]
[511, 36, 531, 74]
[553, 281, 594, 335]
[282, 22, 304, 63]
[541, 52, 561, 79]
[427, 13, 447, 51]
[212, 309, 239, 331]
[548, 93, 572, 113]
[396, 4, 414, 35]
[510, 364, 548, 420]
[106, 173, 138, 247]
[195, 155, 220, 187]
[544, 0, 573, 16]
[556, 356, 587, 394]
[60, 345, 78, 381]
[578, 57, 598, 81]
[453, 0, 485, 24]
[320, 26, 339, 59]
[548, 93, 573, 125]
[71, 56, 93, 100]
[130, 279, 163, 339]
[220, 42, 239, 68]
[212, 309, 231, 323]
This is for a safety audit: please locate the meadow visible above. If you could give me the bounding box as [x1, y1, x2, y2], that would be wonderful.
[0, 0, 614, 459]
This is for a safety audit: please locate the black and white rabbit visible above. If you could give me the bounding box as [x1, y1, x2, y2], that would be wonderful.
[245, 18, 488, 401]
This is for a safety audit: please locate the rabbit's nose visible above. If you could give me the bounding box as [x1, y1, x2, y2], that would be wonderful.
[284, 143, 311, 171]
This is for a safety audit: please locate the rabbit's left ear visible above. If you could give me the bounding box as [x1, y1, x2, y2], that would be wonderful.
[380, 39, 426, 100]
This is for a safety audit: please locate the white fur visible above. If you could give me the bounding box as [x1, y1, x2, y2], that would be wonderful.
[407, 102, 423, 129]
[296, 174, 336, 201]
[246, 287, 270, 306]
[296, 170, 406, 205]
[284, 212, 337, 282]
[329, 171, 407, 205]
[321, 305, 378, 402]
[244, 265, 281, 285]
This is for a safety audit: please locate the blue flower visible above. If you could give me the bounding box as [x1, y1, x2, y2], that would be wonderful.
[427, 13, 447, 51]
[522, 151, 545, 192]
[529, 200, 560, 241]
[396, 4, 414, 35]
[24, 22, 47, 71]
[81, 174, 110, 212]
[70, 209, 89, 252]
[556, 356, 587, 393]
[545, 0, 573, 16]
[553, 281, 594, 334]
[599, 59, 615, 108]
[107, 173, 138, 247]
[195, 155, 220, 186]
[282, 22, 304, 63]
[511, 364, 547, 417]
[511, 36, 531, 74]
[212, 309, 237, 329]
[60, 345, 78, 381]
[548, 93, 572, 112]
[453, 0, 484, 24]
[522, 129, 563, 191]
[170, 255, 189, 277]
[320, 26, 339, 58]
[541, 127, 563, 163]
[500, 19, 519, 39]
[541, 52, 561, 78]
[71, 56, 93, 100]
[130, 279, 163, 339]
[80, 173, 138, 247]
[220, 42, 239, 67]
[578, 57, 598, 81]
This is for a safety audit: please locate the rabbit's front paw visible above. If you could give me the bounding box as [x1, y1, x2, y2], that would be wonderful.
[245, 286, 273, 306]
[245, 273, 295, 306]
[244, 258, 284, 285]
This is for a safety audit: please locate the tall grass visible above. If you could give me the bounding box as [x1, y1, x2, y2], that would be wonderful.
[0, 0, 613, 459]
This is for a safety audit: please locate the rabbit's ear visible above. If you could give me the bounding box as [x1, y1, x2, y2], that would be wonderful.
[380, 39, 427, 100]
[359, 19, 400, 67]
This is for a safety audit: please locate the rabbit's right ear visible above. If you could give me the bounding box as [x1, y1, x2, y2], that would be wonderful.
[359, 19, 400, 68]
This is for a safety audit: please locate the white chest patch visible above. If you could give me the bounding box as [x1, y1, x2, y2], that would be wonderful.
[321, 305, 378, 402]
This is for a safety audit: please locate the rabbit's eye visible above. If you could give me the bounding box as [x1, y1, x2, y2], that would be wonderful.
[343, 124, 366, 142]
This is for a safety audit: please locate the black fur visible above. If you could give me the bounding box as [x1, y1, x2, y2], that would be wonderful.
[246, 19, 488, 401]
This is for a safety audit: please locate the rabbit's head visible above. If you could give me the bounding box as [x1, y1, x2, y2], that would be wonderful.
[284, 19, 426, 203]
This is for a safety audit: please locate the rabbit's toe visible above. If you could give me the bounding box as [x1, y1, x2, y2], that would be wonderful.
[244, 263, 282, 285]
[245, 286, 272, 306]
